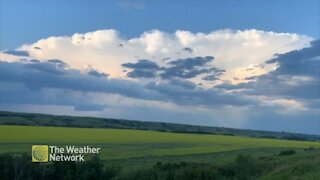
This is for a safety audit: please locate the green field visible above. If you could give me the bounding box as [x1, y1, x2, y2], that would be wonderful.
[1, 125, 320, 179]
[1, 125, 319, 161]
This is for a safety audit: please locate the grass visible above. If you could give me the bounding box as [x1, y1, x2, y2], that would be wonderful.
[1, 125, 319, 161]
[260, 149, 320, 180]
[1, 125, 320, 178]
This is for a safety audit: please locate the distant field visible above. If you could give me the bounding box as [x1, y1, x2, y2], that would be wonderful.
[2, 111, 319, 141]
[1, 125, 319, 162]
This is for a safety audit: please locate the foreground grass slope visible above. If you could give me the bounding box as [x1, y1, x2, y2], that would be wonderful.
[1, 125, 320, 179]
[1, 125, 319, 161]
[1, 148, 320, 179]
[261, 150, 320, 180]
[119, 150, 320, 180]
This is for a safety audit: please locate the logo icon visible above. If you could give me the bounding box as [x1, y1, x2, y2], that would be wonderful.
[32, 145, 48, 162]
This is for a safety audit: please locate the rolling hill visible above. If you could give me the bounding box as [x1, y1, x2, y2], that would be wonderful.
[0, 111, 319, 141]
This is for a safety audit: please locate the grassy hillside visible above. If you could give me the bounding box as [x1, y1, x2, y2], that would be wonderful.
[261, 149, 320, 179]
[1, 113, 320, 179]
[2, 149, 320, 180]
[1, 125, 320, 179]
[0, 111, 319, 141]
[1, 125, 319, 161]
[116, 149, 320, 180]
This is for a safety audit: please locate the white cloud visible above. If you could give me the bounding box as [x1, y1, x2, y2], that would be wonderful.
[9, 29, 311, 83]
[0, 31, 319, 134]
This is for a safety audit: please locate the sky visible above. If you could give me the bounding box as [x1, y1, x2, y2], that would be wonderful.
[0, 0, 319, 135]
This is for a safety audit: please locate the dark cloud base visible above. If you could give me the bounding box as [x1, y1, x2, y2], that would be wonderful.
[122, 56, 225, 80]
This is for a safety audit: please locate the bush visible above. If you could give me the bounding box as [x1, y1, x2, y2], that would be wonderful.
[0, 153, 269, 180]
[278, 150, 295, 156]
[304, 147, 316, 151]
[0, 153, 120, 180]
[120, 155, 268, 180]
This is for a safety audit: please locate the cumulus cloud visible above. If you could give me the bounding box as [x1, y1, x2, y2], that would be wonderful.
[216, 39, 320, 105]
[161, 56, 214, 79]
[0, 81, 108, 111]
[182, 47, 194, 53]
[121, 56, 225, 80]
[267, 39, 320, 77]
[0, 59, 258, 108]
[1, 29, 309, 84]
[0, 60, 163, 101]
[0, 29, 319, 134]
[202, 67, 226, 81]
[122, 59, 160, 78]
[2, 50, 29, 57]
[202, 75, 220, 81]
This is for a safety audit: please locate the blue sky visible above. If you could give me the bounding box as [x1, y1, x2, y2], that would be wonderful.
[0, 0, 319, 50]
[0, 0, 319, 135]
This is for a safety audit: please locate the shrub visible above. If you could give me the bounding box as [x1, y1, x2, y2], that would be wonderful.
[278, 150, 295, 156]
